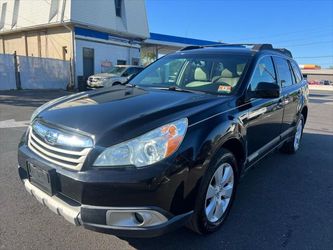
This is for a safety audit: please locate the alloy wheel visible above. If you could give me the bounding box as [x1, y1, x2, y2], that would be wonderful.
[205, 163, 234, 223]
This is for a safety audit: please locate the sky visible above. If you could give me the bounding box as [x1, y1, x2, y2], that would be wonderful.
[146, 0, 333, 68]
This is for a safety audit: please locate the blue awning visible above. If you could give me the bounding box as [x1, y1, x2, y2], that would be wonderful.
[149, 33, 218, 46]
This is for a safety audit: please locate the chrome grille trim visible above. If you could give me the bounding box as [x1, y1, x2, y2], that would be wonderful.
[29, 130, 89, 156]
[27, 127, 92, 171]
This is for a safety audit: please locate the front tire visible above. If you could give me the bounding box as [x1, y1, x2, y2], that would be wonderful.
[188, 149, 238, 234]
[280, 114, 304, 154]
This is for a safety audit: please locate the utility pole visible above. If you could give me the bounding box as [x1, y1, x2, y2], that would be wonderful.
[13, 51, 21, 89]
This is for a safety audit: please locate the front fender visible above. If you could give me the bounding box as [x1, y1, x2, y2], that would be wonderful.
[179, 114, 246, 212]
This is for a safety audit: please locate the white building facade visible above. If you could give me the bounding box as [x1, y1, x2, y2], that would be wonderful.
[0, 0, 149, 87]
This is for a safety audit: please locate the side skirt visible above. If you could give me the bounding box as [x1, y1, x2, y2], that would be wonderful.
[240, 136, 292, 178]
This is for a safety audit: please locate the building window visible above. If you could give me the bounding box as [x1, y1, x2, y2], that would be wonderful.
[132, 58, 140, 66]
[62, 46, 67, 60]
[49, 0, 60, 21]
[115, 0, 122, 17]
[12, 0, 20, 28]
[0, 2, 7, 29]
[117, 59, 126, 65]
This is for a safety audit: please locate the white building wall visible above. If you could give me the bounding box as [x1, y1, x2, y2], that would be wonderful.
[71, 0, 149, 39]
[0, 0, 71, 31]
[122, 0, 149, 39]
[0, 0, 148, 39]
[75, 39, 140, 76]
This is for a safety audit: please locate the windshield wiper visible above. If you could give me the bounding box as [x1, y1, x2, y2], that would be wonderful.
[118, 82, 136, 87]
[167, 86, 207, 94]
[125, 82, 137, 87]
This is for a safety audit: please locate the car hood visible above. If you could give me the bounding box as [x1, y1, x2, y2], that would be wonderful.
[37, 86, 230, 146]
[90, 73, 119, 78]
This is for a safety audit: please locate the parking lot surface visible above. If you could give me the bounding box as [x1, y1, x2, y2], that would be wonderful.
[0, 89, 332, 250]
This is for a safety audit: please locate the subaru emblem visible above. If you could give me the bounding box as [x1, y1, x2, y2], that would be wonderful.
[44, 131, 58, 145]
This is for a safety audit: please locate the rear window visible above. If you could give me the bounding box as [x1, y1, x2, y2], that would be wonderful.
[290, 61, 302, 84]
[273, 57, 293, 88]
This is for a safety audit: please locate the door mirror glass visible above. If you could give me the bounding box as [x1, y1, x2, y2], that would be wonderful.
[254, 82, 280, 98]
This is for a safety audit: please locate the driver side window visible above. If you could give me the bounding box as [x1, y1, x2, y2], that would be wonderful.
[248, 57, 277, 92]
[122, 68, 136, 77]
[122, 69, 130, 77]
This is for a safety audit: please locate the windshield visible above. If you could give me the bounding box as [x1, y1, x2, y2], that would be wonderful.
[106, 66, 126, 75]
[131, 53, 251, 95]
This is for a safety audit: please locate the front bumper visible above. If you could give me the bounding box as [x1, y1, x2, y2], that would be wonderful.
[22, 177, 192, 237]
[87, 80, 104, 88]
[23, 179, 81, 225]
[18, 139, 195, 237]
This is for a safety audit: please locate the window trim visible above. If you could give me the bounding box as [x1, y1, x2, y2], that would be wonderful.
[246, 55, 278, 93]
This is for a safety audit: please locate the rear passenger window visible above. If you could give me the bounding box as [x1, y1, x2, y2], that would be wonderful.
[290, 61, 302, 83]
[248, 56, 277, 92]
[274, 57, 293, 88]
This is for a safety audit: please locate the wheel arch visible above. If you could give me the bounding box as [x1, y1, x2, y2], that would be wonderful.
[220, 138, 246, 174]
[176, 117, 247, 214]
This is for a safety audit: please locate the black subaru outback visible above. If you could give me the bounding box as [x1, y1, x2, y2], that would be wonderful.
[18, 44, 308, 237]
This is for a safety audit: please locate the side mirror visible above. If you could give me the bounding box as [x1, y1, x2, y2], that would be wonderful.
[254, 82, 280, 98]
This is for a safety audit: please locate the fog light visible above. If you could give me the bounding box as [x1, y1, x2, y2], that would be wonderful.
[134, 212, 145, 225]
[106, 209, 168, 227]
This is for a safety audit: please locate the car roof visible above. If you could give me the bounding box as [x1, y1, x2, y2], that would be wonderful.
[173, 44, 293, 59]
[115, 65, 143, 68]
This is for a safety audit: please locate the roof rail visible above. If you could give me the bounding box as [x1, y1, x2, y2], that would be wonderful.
[179, 45, 204, 51]
[179, 43, 293, 58]
[205, 43, 274, 51]
[274, 48, 293, 58]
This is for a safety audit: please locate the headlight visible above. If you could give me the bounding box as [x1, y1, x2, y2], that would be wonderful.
[93, 118, 188, 167]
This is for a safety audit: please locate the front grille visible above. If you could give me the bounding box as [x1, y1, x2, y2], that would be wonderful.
[89, 77, 101, 82]
[27, 127, 92, 171]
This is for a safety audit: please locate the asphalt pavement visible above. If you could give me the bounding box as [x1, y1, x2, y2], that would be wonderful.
[0, 89, 332, 250]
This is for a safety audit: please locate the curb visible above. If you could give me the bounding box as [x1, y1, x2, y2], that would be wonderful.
[308, 85, 333, 92]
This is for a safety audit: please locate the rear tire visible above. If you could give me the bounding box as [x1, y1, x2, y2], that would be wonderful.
[188, 149, 238, 234]
[280, 114, 304, 154]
